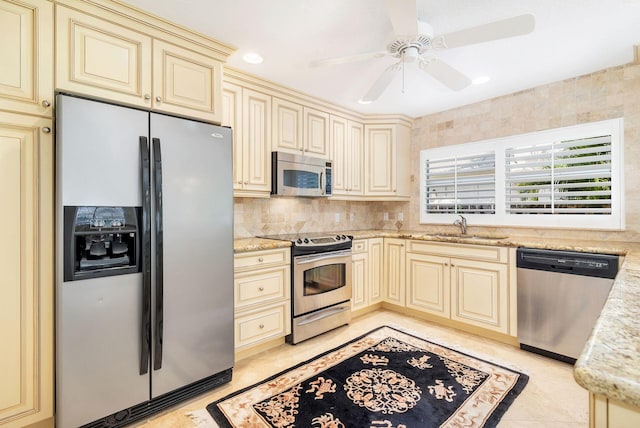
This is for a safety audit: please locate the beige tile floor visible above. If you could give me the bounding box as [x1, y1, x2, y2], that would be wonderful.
[133, 309, 588, 427]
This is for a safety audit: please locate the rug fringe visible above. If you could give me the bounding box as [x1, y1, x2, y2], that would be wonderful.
[186, 409, 218, 428]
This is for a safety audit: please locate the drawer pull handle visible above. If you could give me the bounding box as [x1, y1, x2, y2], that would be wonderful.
[258, 257, 264, 262]
[258, 286, 264, 291]
[259, 323, 265, 329]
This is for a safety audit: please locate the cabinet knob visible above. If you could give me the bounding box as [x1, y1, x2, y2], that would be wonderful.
[444, 262, 449, 266]
[244, 181, 249, 185]
[258, 257, 264, 262]
[42, 127, 51, 133]
[41, 100, 51, 108]
[156, 96, 162, 102]
[259, 323, 265, 329]
[258, 286, 264, 291]
[144, 94, 151, 100]
[451, 264, 455, 267]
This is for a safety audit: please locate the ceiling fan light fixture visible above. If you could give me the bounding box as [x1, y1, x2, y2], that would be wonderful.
[357, 99, 373, 105]
[242, 52, 264, 64]
[472, 76, 491, 85]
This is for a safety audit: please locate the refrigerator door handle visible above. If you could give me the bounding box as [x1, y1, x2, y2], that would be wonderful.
[152, 137, 164, 371]
[139, 136, 152, 375]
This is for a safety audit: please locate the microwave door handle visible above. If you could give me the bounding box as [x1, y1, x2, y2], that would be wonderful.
[320, 170, 325, 195]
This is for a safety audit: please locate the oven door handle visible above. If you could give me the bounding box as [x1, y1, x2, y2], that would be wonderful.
[295, 250, 352, 265]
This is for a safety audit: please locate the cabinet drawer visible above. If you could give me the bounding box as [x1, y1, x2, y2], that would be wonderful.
[235, 265, 289, 309]
[407, 240, 507, 263]
[234, 303, 290, 349]
[234, 248, 290, 271]
[352, 239, 368, 254]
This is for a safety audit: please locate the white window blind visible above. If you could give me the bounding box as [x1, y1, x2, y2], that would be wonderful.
[505, 136, 612, 214]
[425, 152, 496, 214]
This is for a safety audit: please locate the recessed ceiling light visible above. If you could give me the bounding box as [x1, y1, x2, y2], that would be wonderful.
[472, 76, 491, 85]
[357, 99, 373, 105]
[242, 52, 263, 64]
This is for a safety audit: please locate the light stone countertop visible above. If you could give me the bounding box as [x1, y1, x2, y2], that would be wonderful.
[234, 230, 640, 408]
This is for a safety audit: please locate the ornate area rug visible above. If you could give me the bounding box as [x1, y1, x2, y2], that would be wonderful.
[207, 326, 528, 427]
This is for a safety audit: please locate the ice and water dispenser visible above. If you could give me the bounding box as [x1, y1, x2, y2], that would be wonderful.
[63, 206, 141, 281]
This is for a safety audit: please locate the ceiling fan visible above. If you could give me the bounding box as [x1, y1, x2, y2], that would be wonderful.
[310, 0, 535, 103]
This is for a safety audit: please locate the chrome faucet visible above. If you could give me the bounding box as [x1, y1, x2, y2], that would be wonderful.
[453, 215, 467, 235]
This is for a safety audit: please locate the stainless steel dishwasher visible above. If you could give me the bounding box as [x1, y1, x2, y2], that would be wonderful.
[517, 248, 619, 364]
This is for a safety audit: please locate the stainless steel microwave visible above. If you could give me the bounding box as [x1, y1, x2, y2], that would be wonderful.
[271, 151, 332, 197]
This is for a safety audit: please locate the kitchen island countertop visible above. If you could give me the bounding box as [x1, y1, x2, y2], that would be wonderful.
[235, 230, 640, 408]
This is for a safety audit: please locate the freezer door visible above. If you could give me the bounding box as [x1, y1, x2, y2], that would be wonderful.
[56, 94, 147, 206]
[56, 274, 149, 428]
[149, 114, 234, 397]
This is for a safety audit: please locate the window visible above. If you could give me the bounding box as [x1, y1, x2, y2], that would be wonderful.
[420, 119, 624, 230]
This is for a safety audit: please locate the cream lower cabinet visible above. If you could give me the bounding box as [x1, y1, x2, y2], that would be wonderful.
[55, 1, 231, 123]
[351, 238, 383, 312]
[405, 240, 511, 335]
[0, 112, 53, 428]
[383, 238, 406, 306]
[591, 393, 640, 428]
[0, 0, 53, 118]
[233, 248, 291, 352]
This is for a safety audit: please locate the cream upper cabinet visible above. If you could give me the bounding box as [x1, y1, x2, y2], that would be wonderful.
[55, 2, 230, 124]
[364, 123, 410, 199]
[0, 111, 53, 428]
[0, 0, 53, 117]
[240, 88, 272, 195]
[383, 238, 406, 306]
[272, 97, 303, 153]
[330, 115, 363, 197]
[303, 107, 330, 158]
[152, 40, 223, 122]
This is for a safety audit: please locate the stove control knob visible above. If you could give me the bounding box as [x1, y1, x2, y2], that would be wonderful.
[296, 238, 303, 244]
[335, 235, 341, 240]
[303, 238, 310, 244]
[341, 235, 347, 240]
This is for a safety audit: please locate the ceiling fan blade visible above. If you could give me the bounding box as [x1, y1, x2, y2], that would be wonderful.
[436, 14, 535, 50]
[384, 0, 418, 37]
[419, 58, 471, 91]
[361, 63, 401, 102]
[309, 51, 388, 67]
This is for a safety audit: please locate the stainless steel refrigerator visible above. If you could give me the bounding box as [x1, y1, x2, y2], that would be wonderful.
[55, 94, 234, 428]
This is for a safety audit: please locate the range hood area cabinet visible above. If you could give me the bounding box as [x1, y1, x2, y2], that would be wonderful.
[54, 0, 233, 124]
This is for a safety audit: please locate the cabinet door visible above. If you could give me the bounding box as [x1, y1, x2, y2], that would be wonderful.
[406, 253, 451, 317]
[0, 0, 53, 117]
[450, 259, 508, 333]
[368, 238, 384, 304]
[383, 238, 406, 306]
[365, 125, 396, 195]
[351, 252, 368, 311]
[348, 121, 364, 194]
[303, 107, 330, 158]
[152, 39, 223, 123]
[55, 4, 152, 108]
[242, 89, 271, 192]
[0, 112, 53, 427]
[330, 115, 348, 195]
[222, 83, 243, 192]
[272, 98, 303, 153]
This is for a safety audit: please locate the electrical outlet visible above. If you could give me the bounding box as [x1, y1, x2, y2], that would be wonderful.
[335, 213, 340, 223]
[383, 212, 389, 221]
[397, 212, 404, 221]
[350, 213, 355, 222]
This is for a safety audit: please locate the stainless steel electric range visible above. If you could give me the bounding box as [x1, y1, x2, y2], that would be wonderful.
[259, 233, 353, 344]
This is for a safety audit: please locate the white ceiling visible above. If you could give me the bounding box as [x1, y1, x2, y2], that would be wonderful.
[124, 0, 640, 118]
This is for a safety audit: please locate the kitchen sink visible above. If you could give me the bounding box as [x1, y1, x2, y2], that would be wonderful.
[430, 234, 509, 241]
